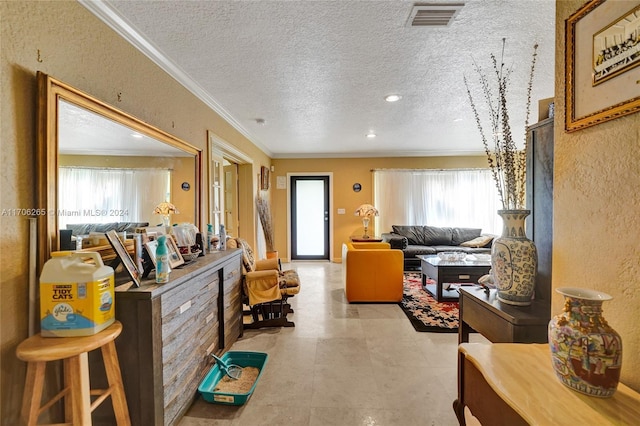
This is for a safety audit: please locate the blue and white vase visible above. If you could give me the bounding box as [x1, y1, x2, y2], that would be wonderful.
[491, 209, 537, 306]
[548, 288, 622, 397]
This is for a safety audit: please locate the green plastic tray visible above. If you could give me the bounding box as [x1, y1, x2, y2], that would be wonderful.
[198, 351, 268, 405]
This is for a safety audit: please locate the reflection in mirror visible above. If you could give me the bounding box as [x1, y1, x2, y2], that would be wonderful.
[37, 73, 202, 271]
[58, 99, 193, 229]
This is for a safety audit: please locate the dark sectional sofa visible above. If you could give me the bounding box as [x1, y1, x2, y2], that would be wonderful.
[60, 222, 150, 250]
[381, 225, 494, 270]
[65, 222, 150, 236]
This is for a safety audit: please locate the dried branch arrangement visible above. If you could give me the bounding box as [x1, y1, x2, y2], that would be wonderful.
[256, 195, 275, 252]
[464, 38, 538, 210]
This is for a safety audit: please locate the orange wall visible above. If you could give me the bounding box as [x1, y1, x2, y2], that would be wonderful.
[271, 156, 487, 262]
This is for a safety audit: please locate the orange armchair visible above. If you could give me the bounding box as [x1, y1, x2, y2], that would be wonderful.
[342, 241, 404, 303]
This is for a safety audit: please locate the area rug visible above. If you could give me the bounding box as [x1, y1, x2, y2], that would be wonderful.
[399, 272, 459, 332]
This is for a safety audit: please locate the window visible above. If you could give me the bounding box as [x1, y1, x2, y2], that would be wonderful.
[373, 169, 502, 235]
[58, 167, 171, 228]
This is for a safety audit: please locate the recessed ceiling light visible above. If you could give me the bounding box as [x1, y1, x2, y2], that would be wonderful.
[131, 133, 143, 139]
[384, 94, 402, 102]
[366, 133, 377, 139]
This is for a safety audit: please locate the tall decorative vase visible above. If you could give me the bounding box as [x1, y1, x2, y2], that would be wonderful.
[491, 209, 537, 306]
[548, 288, 622, 397]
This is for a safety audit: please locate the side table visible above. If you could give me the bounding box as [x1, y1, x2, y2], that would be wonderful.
[350, 236, 383, 242]
[458, 286, 550, 344]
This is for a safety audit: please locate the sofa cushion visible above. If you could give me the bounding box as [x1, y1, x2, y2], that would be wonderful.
[402, 245, 437, 258]
[452, 228, 482, 246]
[391, 225, 424, 245]
[422, 226, 453, 245]
[460, 235, 494, 248]
[392, 225, 455, 246]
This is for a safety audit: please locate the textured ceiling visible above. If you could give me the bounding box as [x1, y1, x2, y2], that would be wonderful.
[83, 0, 556, 158]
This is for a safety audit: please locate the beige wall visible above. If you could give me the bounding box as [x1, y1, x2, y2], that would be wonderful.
[2, 1, 639, 423]
[555, 1, 640, 391]
[271, 156, 488, 262]
[0, 2, 269, 423]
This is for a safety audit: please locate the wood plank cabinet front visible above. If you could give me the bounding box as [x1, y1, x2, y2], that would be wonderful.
[91, 249, 242, 426]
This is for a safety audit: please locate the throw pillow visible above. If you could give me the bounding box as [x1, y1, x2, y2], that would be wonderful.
[235, 237, 256, 272]
[460, 235, 494, 248]
[452, 228, 482, 246]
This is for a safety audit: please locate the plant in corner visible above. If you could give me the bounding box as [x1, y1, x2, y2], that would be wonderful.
[464, 39, 539, 306]
[256, 194, 276, 257]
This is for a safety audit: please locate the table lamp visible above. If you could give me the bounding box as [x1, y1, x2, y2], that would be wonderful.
[153, 201, 179, 228]
[355, 203, 378, 239]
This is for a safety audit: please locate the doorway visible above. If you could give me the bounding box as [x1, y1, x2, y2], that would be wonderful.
[208, 131, 253, 244]
[290, 175, 330, 260]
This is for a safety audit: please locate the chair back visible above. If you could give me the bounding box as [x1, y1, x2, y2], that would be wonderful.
[227, 237, 256, 273]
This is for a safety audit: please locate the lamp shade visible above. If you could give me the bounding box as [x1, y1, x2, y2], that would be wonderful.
[354, 204, 378, 217]
[153, 201, 179, 215]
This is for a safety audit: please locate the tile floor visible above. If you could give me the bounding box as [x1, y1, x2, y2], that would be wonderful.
[179, 261, 488, 426]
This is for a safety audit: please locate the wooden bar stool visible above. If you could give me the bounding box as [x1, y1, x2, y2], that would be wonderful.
[16, 320, 130, 426]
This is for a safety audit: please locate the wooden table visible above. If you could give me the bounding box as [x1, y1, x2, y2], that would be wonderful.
[350, 236, 383, 242]
[454, 343, 640, 425]
[418, 255, 491, 302]
[458, 286, 549, 344]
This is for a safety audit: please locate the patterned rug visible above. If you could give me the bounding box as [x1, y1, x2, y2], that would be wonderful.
[399, 272, 459, 332]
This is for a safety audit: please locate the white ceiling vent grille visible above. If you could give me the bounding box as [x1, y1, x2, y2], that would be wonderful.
[406, 3, 465, 27]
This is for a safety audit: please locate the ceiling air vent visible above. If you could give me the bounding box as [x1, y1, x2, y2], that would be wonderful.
[406, 3, 464, 27]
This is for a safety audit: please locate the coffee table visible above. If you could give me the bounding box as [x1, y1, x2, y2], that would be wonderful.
[417, 254, 491, 302]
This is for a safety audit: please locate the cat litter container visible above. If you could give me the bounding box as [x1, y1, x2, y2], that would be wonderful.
[198, 351, 268, 405]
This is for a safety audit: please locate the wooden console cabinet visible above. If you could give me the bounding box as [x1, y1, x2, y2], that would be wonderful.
[454, 343, 640, 425]
[92, 249, 243, 426]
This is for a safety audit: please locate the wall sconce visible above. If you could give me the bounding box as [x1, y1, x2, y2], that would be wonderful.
[354, 203, 379, 239]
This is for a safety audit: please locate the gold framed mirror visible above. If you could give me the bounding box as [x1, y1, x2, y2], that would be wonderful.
[37, 72, 202, 272]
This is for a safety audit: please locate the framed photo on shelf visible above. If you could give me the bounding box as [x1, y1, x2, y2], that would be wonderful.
[144, 240, 159, 267]
[105, 230, 141, 287]
[165, 237, 185, 268]
[260, 166, 270, 190]
[565, 0, 640, 132]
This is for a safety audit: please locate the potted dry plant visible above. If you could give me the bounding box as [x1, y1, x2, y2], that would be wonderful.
[256, 195, 277, 259]
[464, 38, 539, 306]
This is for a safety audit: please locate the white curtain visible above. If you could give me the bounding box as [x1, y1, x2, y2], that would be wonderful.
[373, 169, 502, 235]
[58, 167, 171, 228]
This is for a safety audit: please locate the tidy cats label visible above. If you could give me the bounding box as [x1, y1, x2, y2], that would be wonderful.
[40, 275, 115, 337]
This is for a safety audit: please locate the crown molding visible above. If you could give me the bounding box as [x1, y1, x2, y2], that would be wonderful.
[79, 0, 273, 158]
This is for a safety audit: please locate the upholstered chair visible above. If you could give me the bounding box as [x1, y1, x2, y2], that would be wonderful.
[227, 237, 300, 328]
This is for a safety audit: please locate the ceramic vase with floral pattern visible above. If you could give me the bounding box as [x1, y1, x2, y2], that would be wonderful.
[490, 209, 537, 306]
[548, 288, 622, 398]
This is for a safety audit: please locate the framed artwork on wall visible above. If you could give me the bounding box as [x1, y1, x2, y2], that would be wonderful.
[565, 0, 640, 132]
[260, 166, 270, 190]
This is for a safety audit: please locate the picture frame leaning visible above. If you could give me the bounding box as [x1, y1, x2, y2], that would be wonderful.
[105, 230, 141, 287]
[165, 236, 185, 269]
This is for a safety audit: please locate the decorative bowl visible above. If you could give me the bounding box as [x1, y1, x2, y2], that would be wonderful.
[437, 251, 467, 262]
[182, 250, 201, 262]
